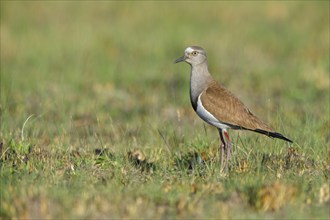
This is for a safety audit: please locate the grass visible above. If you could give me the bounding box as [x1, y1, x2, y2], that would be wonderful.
[1, 1, 329, 219]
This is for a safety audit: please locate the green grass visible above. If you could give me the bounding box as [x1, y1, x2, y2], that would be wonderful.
[1, 1, 329, 219]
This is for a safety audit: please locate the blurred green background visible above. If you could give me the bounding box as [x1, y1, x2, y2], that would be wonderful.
[1, 1, 329, 219]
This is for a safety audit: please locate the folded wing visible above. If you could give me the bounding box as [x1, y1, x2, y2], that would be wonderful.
[200, 81, 273, 132]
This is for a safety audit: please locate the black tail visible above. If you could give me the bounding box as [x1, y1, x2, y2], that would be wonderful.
[254, 129, 293, 143]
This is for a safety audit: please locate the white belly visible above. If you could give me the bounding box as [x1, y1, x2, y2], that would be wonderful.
[196, 94, 231, 130]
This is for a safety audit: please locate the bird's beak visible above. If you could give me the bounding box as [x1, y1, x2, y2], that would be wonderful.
[174, 55, 186, 64]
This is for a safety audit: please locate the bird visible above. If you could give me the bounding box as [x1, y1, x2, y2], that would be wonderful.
[174, 46, 292, 171]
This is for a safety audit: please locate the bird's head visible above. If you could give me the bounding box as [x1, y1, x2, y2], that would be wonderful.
[174, 46, 207, 65]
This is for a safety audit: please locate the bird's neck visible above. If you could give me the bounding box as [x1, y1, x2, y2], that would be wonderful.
[189, 61, 213, 110]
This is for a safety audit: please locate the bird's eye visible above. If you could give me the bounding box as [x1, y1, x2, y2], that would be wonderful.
[192, 51, 198, 56]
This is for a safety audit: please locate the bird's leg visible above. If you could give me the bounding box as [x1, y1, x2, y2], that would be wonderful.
[223, 130, 231, 171]
[218, 129, 226, 170]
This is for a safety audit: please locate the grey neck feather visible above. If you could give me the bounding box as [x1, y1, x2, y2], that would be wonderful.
[189, 60, 213, 110]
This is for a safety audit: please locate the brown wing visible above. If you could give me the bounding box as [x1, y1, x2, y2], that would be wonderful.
[200, 81, 273, 132]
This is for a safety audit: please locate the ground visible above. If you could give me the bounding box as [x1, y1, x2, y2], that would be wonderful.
[1, 1, 329, 219]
